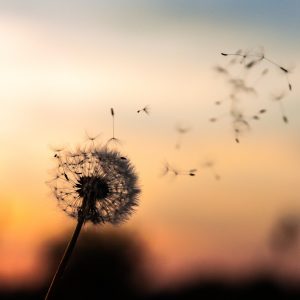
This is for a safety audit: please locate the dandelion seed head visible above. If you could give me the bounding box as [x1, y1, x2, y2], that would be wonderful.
[48, 145, 140, 224]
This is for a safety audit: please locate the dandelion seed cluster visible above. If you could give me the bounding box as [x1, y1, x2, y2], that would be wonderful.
[49, 146, 140, 224]
[212, 47, 293, 142]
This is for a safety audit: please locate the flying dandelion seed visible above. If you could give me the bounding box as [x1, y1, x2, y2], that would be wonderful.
[271, 92, 289, 124]
[84, 130, 101, 146]
[160, 161, 171, 177]
[137, 105, 150, 115]
[188, 169, 197, 176]
[201, 160, 221, 181]
[252, 68, 269, 85]
[228, 78, 257, 95]
[213, 65, 229, 75]
[221, 49, 293, 91]
[48, 145, 65, 157]
[107, 107, 121, 145]
[209, 111, 229, 123]
[45, 144, 140, 299]
[175, 124, 190, 149]
[213, 47, 287, 143]
[252, 108, 267, 120]
[232, 117, 250, 143]
[162, 162, 180, 178]
[161, 161, 196, 178]
[211, 97, 258, 143]
[214, 97, 231, 106]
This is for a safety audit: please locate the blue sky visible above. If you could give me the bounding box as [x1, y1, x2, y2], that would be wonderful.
[1, 0, 299, 51]
[1, 0, 300, 30]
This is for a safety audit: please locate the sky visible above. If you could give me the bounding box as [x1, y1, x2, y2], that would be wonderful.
[0, 0, 300, 291]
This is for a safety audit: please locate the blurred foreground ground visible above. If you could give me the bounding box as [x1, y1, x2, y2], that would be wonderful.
[1, 228, 299, 300]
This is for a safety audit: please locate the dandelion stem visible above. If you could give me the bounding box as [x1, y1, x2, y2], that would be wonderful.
[45, 200, 87, 300]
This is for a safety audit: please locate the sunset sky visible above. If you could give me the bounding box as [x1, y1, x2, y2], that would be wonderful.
[0, 0, 300, 291]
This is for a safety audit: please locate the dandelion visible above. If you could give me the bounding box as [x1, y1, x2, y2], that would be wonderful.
[45, 144, 140, 299]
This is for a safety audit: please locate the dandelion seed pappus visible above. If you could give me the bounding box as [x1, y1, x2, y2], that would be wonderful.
[48, 145, 140, 224]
